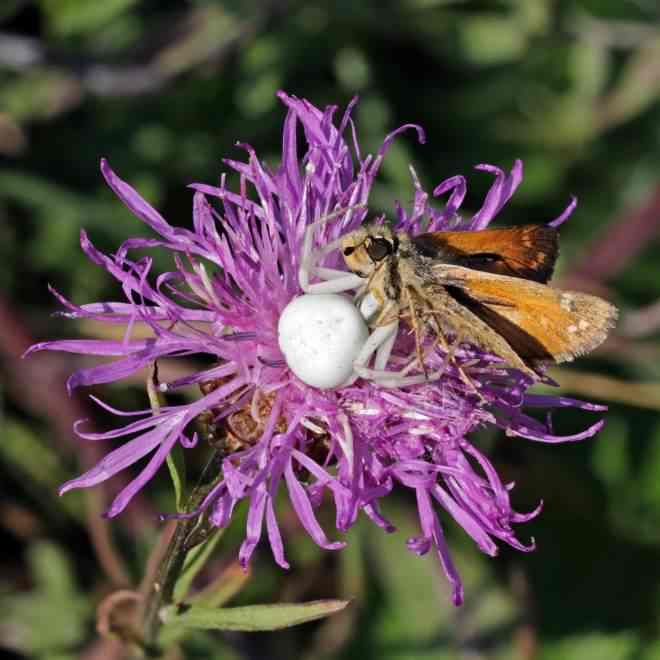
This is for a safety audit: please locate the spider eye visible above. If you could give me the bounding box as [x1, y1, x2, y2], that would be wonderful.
[342, 246, 356, 257]
[365, 237, 393, 262]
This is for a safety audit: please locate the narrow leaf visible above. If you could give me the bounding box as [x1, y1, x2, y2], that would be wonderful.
[147, 363, 186, 510]
[189, 561, 250, 608]
[166, 443, 187, 512]
[159, 600, 350, 643]
[173, 527, 225, 601]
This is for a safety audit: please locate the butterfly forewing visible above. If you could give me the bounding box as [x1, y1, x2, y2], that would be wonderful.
[413, 225, 559, 283]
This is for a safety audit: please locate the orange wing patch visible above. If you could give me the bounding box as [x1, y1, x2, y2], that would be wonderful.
[435, 266, 618, 364]
[414, 225, 559, 283]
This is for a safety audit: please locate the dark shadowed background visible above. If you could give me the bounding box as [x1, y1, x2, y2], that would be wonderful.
[2, 1, 660, 659]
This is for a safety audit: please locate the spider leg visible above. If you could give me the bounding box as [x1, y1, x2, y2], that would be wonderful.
[299, 232, 365, 294]
[355, 320, 398, 367]
[374, 320, 398, 370]
[341, 320, 398, 386]
[353, 366, 445, 388]
[353, 320, 451, 388]
[302, 273, 366, 295]
[358, 300, 401, 367]
[354, 348, 452, 387]
[299, 206, 364, 292]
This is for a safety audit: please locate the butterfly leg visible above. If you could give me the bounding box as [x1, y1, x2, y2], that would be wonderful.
[425, 314, 485, 400]
[402, 286, 430, 378]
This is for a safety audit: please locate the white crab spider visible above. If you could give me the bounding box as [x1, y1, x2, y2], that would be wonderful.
[280, 208, 449, 389]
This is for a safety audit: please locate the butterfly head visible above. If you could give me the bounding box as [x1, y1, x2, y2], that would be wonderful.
[341, 225, 398, 277]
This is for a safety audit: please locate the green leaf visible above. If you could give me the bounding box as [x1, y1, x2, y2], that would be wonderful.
[0, 542, 89, 654]
[30, 542, 78, 599]
[159, 600, 350, 644]
[166, 443, 187, 513]
[1, 421, 67, 488]
[173, 527, 225, 602]
[189, 561, 250, 609]
[40, 0, 139, 37]
[147, 364, 186, 510]
[541, 631, 639, 660]
[591, 416, 630, 487]
[460, 16, 528, 65]
[0, 70, 80, 121]
[638, 421, 660, 510]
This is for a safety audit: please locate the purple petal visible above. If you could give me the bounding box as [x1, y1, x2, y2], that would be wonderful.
[549, 196, 577, 227]
[266, 497, 290, 569]
[432, 175, 467, 228]
[470, 159, 523, 230]
[239, 488, 268, 568]
[101, 159, 173, 237]
[284, 461, 345, 551]
[105, 429, 181, 517]
[60, 426, 165, 495]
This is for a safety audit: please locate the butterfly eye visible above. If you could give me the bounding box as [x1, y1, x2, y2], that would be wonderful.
[342, 246, 356, 257]
[366, 237, 393, 262]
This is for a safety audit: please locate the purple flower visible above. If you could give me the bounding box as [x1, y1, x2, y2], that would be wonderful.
[28, 92, 606, 605]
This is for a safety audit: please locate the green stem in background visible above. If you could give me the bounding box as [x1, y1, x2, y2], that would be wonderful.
[142, 363, 225, 655]
[141, 450, 223, 655]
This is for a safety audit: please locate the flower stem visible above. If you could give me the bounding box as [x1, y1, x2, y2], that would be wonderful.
[141, 450, 223, 656]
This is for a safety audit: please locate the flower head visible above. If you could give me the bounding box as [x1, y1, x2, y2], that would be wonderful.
[29, 92, 606, 605]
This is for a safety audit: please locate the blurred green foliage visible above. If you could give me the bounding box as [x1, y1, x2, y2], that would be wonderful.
[2, 0, 660, 658]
